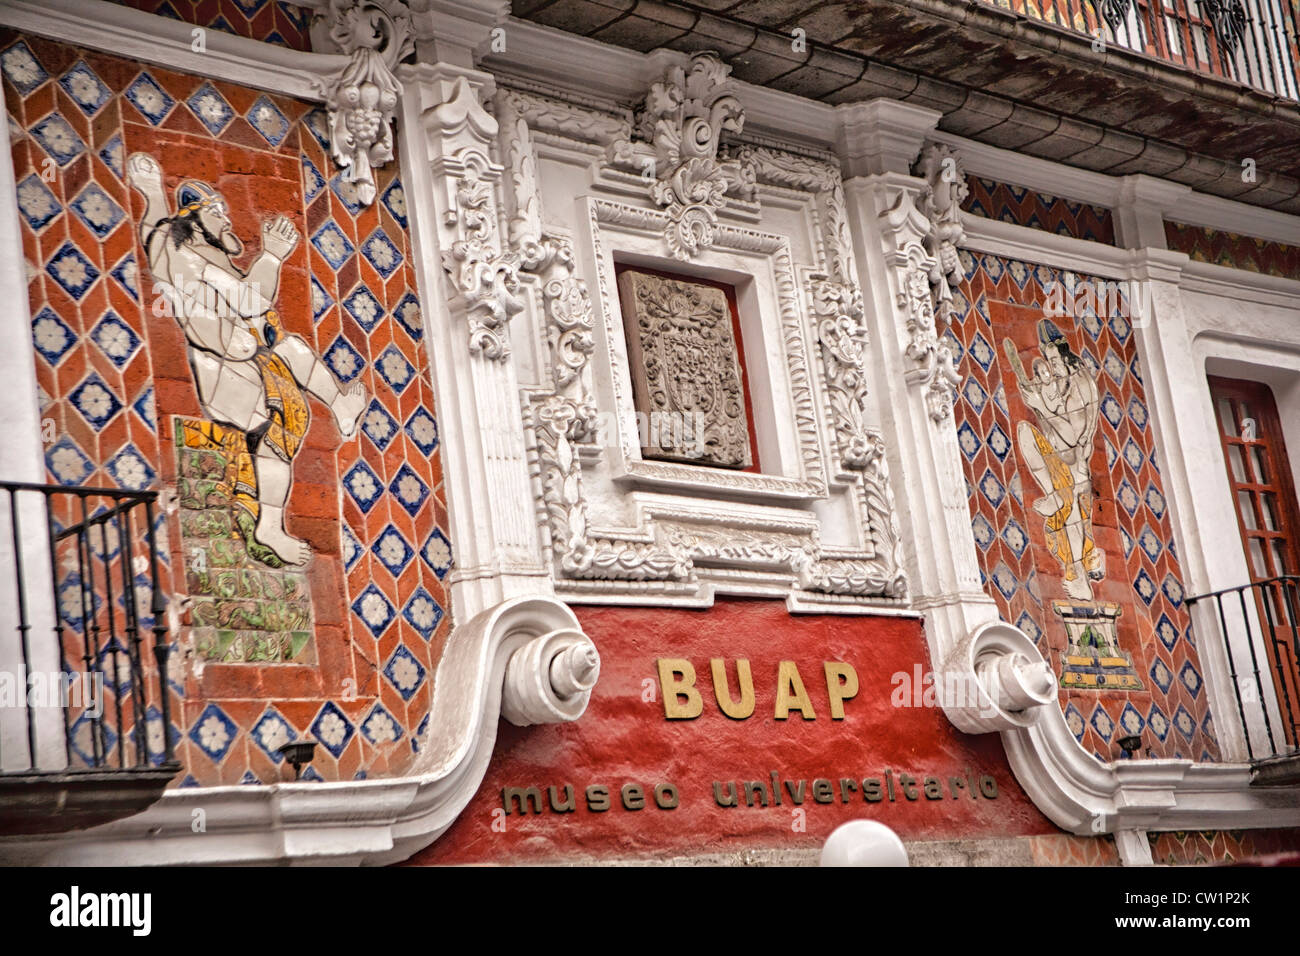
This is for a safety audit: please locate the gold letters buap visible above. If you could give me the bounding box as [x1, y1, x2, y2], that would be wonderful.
[655, 658, 859, 720]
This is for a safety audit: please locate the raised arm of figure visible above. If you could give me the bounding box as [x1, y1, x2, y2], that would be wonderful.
[125, 153, 169, 238]
[242, 215, 299, 308]
[1002, 338, 1031, 389]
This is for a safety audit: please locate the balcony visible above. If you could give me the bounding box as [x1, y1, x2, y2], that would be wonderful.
[0, 482, 180, 835]
[1187, 575, 1300, 784]
[510, 0, 1300, 212]
[979, 0, 1300, 100]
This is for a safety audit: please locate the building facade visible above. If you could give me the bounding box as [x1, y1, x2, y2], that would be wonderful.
[0, 0, 1298, 865]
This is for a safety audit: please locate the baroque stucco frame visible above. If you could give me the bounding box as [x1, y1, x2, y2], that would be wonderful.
[495, 68, 908, 612]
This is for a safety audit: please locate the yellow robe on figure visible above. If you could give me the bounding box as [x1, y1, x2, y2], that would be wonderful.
[1028, 423, 1100, 583]
[179, 309, 310, 524]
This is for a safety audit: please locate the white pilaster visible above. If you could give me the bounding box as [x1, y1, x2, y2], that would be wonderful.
[0, 106, 64, 772]
[836, 104, 1009, 720]
[1123, 250, 1283, 761]
[395, 25, 552, 623]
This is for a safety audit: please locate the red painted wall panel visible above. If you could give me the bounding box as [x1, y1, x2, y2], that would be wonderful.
[413, 600, 1059, 864]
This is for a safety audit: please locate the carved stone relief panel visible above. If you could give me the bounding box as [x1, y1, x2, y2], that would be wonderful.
[616, 269, 752, 469]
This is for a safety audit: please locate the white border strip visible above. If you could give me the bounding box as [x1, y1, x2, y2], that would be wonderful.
[960, 213, 1131, 277]
[0, 0, 345, 101]
[930, 129, 1124, 210]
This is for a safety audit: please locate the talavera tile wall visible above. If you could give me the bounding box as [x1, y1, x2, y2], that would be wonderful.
[3, 32, 452, 786]
[1164, 222, 1300, 281]
[961, 175, 1116, 245]
[948, 248, 1220, 763]
[112, 0, 312, 51]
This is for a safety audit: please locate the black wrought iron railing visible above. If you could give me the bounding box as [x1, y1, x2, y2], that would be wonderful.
[0, 481, 177, 777]
[1186, 574, 1300, 762]
[980, 0, 1300, 100]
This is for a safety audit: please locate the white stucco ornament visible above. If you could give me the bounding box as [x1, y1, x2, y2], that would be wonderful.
[939, 620, 1056, 733]
[320, 0, 413, 205]
[629, 52, 755, 259]
[820, 820, 909, 867]
[914, 143, 969, 324]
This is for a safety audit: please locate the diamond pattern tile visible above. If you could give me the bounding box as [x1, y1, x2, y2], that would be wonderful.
[69, 372, 123, 430]
[29, 113, 85, 165]
[247, 94, 290, 146]
[401, 586, 444, 642]
[371, 524, 415, 577]
[311, 221, 355, 270]
[46, 241, 99, 300]
[309, 701, 355, 759]
[383, 643, 427, 701]
[124, 71, 174, 124]
[1, 41, 49, 94]
[189, 702, 238, 763]
[15, 174, 60, 230]
[954, 250, 1219, 763]
[185, 81, 235, 135]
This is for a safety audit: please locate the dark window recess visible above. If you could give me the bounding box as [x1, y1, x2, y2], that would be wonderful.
[615, 265, 760, 471]
[1209, 374, 1300, 742]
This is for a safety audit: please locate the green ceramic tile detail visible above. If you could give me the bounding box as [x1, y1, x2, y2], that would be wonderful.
[174, 420, 316, 664]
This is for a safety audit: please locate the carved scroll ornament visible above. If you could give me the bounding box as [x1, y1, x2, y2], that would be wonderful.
[631, 53, 755, 260]
[320, 0, 413, 206]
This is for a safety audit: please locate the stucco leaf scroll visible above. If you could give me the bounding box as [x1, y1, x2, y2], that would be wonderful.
[631, 53, 755, 260]
[320, 0, 414, 206]
[914, 143, 969, 326]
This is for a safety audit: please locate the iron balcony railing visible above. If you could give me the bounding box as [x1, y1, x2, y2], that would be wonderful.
[1186, 574, 1300, 763]
[981, 0, 1300, 100]
[0, 481, 178, 780]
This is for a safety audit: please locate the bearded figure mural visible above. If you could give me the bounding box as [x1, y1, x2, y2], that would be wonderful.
[128, 153, 367, 568]
[1004, 319, 1104, 601]
[1004, 318, 1142, 690]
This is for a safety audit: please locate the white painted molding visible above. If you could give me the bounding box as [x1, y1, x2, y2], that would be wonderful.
[934, 128, 1300, 248]
[0, 0, 346, 101]
[1114, 175, 1190, 249]
[841, 166, 1003, 686]
[482, 18, 841, 154]
[0, 596, 600, 865]
[397, 62, 552, 624]
[485, 21, 1300, 252]
[938, 621, 1056, 733]
[1001, 705, 1300, 838]
[0, 60, 44, 488]
[965, 212, 1300, 305]
[480, 19, 1300, 249]
[1162, 190, 1300, 248]
[836, 99, 941, 178]
[929, 129, 1125, 210]
[1180, 258, 1300, 306]
[17, 2, 1288, 259]
[960, 213, 1132, 278]
[0, 94, 63, 773]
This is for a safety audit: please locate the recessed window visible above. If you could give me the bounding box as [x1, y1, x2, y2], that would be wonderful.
[615, 265, 760, 471]
[1209, 374, 1300, 740]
